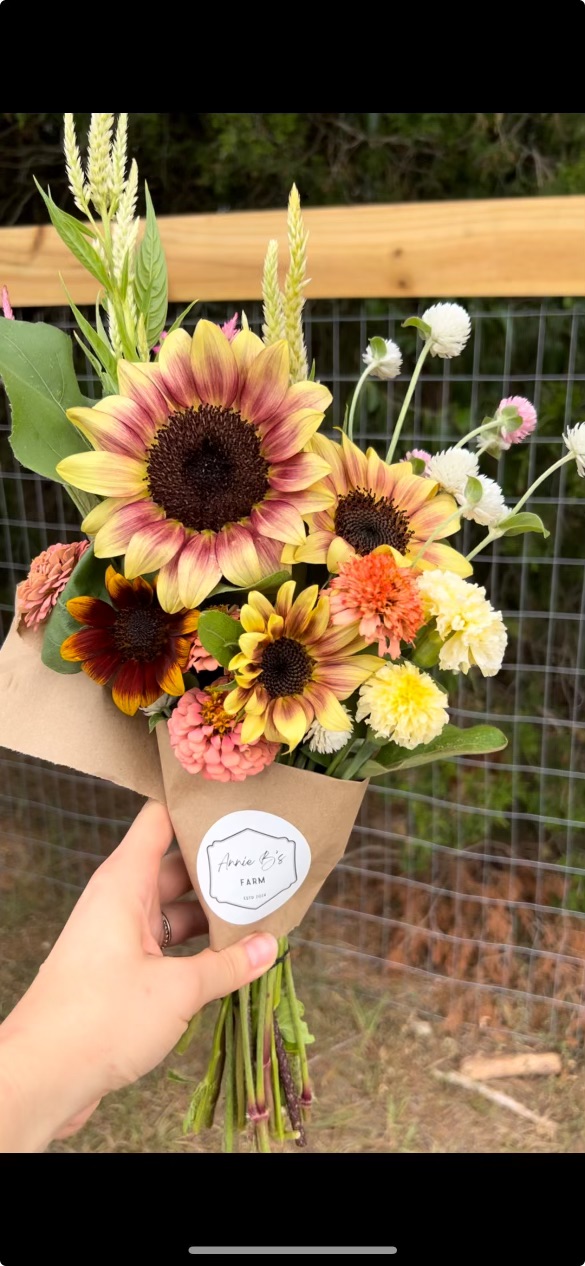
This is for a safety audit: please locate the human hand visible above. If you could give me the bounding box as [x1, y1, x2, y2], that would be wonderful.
[0, 800, 277, 1152]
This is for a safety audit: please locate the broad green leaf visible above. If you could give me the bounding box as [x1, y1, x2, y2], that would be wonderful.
[276, 992, 315, 1051]
[497, 511, 550, 538]
[41, 544, 109, 675]
[360, 723, 508, 778]
[197, 610, 244, 668]
[207, 570, 291, 601]
[0, 318, 91, 481]
[402, 316, 432, 337]
[135, 183, 168, 349]
[166, 300, 198, 338]
[34, 180, 109, 289]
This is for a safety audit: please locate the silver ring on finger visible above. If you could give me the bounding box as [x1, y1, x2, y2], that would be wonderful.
[160, 910, 172, 950]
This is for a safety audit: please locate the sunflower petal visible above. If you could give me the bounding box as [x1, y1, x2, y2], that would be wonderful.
[232, 328, 264, 386]
[105, 567, 153, 608]
[156, 657, 186, 697]
[176, 532, 222, 609]
[117, 360, 170, 425]
[124, 519, 185, 579]
[341, 433, 368, 487]
[240, 340, 289, 425]
[268, 379, 333, 427]
[262, 409, 325, 463]
[191, 319, 238, 408]
[272, 697, 308, 749]
[326, 535, 355, 573]
[308, 433, 347, 495]
[66, 401, 151, 459]
[80, 649, 121, 685]
[285, 585, 319, 640]
[61, 627, 112, 661]
[111, 661, 148, 715]
[255, 535, 287, 576]
[239, 631, 268, 657]
[240, 603, 267, 633]
[292, 530, 332, 565]
[241, 711, 267, 744]
[304, 682, 354, 731]
[66, 597, 116, 628]
[303, 595, 331, 644]
[247, 590, 276, 621]
[274, 580, 296, 619]
[82, 492, 147, 537]
[313, 655, 380, 696]
[94, 499, 165, 558]
[268, 452, 331, 493]
[417, 542, 473, 577]
[250, 501, 306, 546]
[216, 524, 264, 588]
[223, 685, 251, 715]
[156, 553, 183, 615]
[158, 328, 199, 408]
[412, 493, 460, 538]
[57, 452, 147, 497]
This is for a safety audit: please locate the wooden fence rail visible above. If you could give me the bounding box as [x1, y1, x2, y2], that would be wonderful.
[1, 197, 585, 307]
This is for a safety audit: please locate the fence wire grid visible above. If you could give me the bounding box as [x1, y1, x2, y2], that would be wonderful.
[1, 298, 585, 1037]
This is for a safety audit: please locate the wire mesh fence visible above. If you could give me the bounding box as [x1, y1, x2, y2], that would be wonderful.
[1, 298, 584, 1037]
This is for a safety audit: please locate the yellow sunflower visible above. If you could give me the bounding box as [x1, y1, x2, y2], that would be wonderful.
[287, 433, 472, 576]
[56, 321, 333, 614]
[223, 579, 380, 750]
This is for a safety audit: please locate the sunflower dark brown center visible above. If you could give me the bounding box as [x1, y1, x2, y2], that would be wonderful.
[146, 404, 270, 533]
[113, 608, 170, 662]
[335, 488, 414, 556]
[259, 637, 314, 698]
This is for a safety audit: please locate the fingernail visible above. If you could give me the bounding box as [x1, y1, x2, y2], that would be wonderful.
[243, 933, 278, 970]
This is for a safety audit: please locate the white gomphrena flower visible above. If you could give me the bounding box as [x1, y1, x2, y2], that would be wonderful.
[421, 303, 471, 359]
[460, 474, 507, 527]
[140, 693, 174, 717]
[564, 423, 585, 477]
[427, 447, 479, 498]
[306, 704, 353, 755]
[362, 337, 403, 380]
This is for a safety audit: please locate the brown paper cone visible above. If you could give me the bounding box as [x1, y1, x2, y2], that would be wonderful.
[0, 618, 165, 801]
[157, 724, 367, 949]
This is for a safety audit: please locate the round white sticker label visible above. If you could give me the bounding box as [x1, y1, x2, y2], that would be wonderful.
[197, 809, 312, 925]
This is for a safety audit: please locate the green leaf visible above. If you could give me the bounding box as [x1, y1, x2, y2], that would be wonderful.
[402, 316, 432, 337]
[368, 335, 388, 359]
[63, 280, 119, 380]
[409, 457, 427, 476]
[197, 610, 243, 669]
[135, 183, 168, 349]
[34, 180, 109, 289]
[207, 570, 291, 601]
[148, 712, 168, 733]
[497, 511, 550, 538]
[166, 300, 198, 338]
[0, 318, 90, 481]
[360, 723, 508, 778]
[41, 544, 109, 675]
[464, 475, 483, 506]
[276, 993, 315, 1051]
[411, 625, 443, 669]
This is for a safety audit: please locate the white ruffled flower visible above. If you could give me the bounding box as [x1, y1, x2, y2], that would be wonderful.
[362, 337, 403, 380]
[421, 303, 471, 359]
[459, 474, 507, 527]
[306, 705, 353, 755]
[417, 570, 507, 677]
[140, 694, 174, 717]
[427, 448, 479, 497]
[564, 422, 585, 477]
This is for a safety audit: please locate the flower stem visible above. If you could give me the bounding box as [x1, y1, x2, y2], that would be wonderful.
[339, 738, 379, 781]
[238, 984, 257, 1121]
[347, 363, 376, 441]
[453, 419, 496, 449]
[234, 1009, 246, 1130]
[273, 1017, 306, 1145]
[327, 738, 360, 778]
[409, 506, 462, 568]
[223, 997, 235, 1153]
[386, 340, 431, 464]
[255, 973, 268, 1115]
[283, 945, 312, 1104]
[466, 450, 575, 561]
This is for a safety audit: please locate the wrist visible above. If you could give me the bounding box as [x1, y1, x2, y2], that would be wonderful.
[0, 1004, 93, 1152]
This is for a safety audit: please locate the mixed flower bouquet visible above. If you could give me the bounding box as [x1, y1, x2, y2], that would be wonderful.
[1, 113, 584, 1152]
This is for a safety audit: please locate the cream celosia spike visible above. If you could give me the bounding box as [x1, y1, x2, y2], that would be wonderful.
[110, 113, 128, 207]
[63, 114, 88, 214]
[262, 239, 285, 346]
[86, 113, 114, 210]
[283, 184, 309, 382]
[113, 158, 139, 283]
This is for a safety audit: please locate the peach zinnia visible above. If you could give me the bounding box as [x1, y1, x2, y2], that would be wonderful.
[224, 579, 380, 750]
[168, 682, 279, 782]
[17, 539, 89, 629]
[329, 551, 425, 658]
[289, 433, 471, 577]
[56, 320, 332, 614]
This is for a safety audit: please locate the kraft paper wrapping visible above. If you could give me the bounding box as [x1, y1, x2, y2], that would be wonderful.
[0, 618, 165, 802]
[157, 724, 368, 949]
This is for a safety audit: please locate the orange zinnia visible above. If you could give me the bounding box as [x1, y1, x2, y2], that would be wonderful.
[329, 551, 425, 657]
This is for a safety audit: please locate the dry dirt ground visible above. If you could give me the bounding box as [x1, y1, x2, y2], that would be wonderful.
[2, 874, 585, 1154]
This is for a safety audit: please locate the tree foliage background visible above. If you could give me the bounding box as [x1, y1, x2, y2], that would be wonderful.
[1, 112, 585, 224]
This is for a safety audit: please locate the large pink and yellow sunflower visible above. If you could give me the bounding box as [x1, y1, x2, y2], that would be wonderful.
[287, 433, 472, 576]
[224, 579, 380, 750]
[56, 321, 332, 613]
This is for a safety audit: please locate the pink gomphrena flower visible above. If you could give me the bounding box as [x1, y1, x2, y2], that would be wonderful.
[2, 286, 14, 320]
[329, 550, 425, 658]
[17, 540, 90, 629]
[152, 330, 168, 356]
[188, 604, 240, 673]
[168, 682, 279, 782]
[402, 448, 432, 473]
[221, 312, 239, 342]
[495, 396, 537, 449]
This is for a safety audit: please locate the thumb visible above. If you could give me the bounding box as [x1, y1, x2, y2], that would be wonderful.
[170, 932, 278, 1013]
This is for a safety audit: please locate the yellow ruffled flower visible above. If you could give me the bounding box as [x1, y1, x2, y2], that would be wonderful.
[417, 569, 507, 677]
[356, 661, 448, 750]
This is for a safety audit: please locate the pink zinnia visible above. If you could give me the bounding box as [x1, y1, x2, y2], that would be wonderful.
[168, 682, 279, 782]
[188, 604, 240, 673]
[17, 540, 90, 629]
[329, 550, 425, 658]
[403, 448, 432, 473]
[497, 396, 537, 448]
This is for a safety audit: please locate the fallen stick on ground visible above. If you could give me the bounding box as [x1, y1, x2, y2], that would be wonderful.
[432, 1068, 557, 1136]
[460, 1052, 562, 1081]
